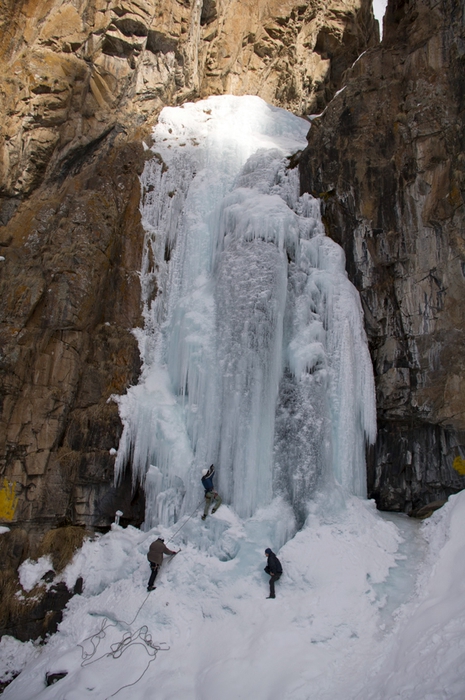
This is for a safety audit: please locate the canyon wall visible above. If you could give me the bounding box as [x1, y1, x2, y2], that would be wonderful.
[0, 0, 378, 543]
[300, 0, 465, 512]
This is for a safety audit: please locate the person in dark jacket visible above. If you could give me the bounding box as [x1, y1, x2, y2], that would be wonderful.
[147, 537, 177, 591]
[264, 547, 282, 599]
[200, 464, 222, 520]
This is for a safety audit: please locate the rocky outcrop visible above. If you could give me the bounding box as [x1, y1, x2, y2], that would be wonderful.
[0, 137, 146, 532]
[0, 0, 378, 214]
[0, 0, 378, 541]
[300, 0, 465, 512]
[0, 526, 85, 642]
[196, 0, 378, 114]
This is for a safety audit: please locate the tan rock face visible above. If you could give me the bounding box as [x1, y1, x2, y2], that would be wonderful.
[0, 0, 377, 206]
[196, 0, 377, 113]
[0, 138, 146, 529]
[0, 0, 377, 533]
[300, 0, 465, 511]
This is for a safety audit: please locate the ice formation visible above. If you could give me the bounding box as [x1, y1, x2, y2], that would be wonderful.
[114, 95, 376, 527]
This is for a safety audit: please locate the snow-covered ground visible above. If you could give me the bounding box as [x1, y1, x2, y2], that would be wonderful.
[2, 490, 465, 699]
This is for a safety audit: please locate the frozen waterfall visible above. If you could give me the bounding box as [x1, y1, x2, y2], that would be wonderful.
[114, 95, 376, 528]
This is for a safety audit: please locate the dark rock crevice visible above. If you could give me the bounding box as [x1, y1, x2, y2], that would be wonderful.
[300, 0, 465, 512]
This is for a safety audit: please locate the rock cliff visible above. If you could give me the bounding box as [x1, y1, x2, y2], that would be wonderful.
[0, 0, 377, 542]
[300, 0, 465, 511]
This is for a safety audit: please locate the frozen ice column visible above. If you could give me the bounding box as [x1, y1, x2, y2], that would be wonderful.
[114, 95, 376, 527]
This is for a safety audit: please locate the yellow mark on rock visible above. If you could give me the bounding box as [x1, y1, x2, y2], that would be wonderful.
[0, 479, 18, 521]
[452, 456, 465, 476]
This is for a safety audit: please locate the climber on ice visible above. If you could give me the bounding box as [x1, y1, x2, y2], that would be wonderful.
[264, 548, 282, 599]
[201, 464, 222, 520]
[147, 537, 178, 591]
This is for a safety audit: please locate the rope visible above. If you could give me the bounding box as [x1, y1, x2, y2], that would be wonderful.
[78, 594, 169, 700]
[75, 499, 203, 696]
[117, 591, 150, 626]
[165, 499, 203, 545]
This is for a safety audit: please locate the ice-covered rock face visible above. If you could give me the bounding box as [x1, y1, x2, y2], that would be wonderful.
[114, 95, 376, 527]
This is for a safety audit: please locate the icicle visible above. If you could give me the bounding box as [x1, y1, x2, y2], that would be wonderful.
[113, 95, 376, 528]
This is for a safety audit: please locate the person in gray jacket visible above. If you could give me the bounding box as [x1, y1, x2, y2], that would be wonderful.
[147, 537, 177, 591]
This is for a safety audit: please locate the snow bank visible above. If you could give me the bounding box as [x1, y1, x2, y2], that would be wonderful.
[0, 636, 39, 687]
[18, 555, 53, 592]
[363, 490, 465, 700]
[0, 495, 400, 700]
[4, 492, 465, 700]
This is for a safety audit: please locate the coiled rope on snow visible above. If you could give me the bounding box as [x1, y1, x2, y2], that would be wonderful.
[75, 500, 206, 698]
[76, 502, 203, 698]
[78, 593, 169, 699]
